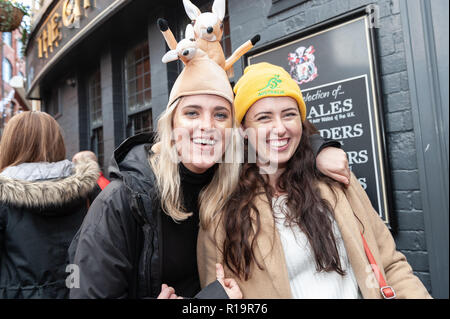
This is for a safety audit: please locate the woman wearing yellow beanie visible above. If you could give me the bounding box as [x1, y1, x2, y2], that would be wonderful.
[198, 62, 431, 299]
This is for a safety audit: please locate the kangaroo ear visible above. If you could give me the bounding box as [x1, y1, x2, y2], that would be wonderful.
[162, 50, 179, 63]
[212, 0, 226, 21]
[183, 0, 201, 20]
[185, 24, 195, 40]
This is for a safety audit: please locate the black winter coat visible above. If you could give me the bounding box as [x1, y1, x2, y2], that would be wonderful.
[69, 133, 229, 299]
[0, 158, 100, 298]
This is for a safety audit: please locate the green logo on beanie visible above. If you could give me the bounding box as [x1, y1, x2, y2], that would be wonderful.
[258, 75, 282, 91]
[258, 74, 285, 96]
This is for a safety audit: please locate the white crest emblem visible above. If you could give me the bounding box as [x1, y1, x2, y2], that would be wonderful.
[287, 45, 318, 85]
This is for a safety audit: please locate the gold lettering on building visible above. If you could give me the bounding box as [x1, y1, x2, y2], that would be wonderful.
[37, 13, 62, 58]
[37, 0, 96, 59]
[62, 0, 77, 27]
[84, 0, 92, 9]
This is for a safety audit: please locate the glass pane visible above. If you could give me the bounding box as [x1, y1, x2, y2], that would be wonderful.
[129, 109, 153, 135]
[128, 95, 136, 109]
[88, 68, 102, 127]
[126, 40, 150, 111]
[142, 44, 149, 57]
[128, 79, 136, 95]
[144, 73, 151, 89]
[137, 77, 143, 93]
[127, 65, 136, 80]
[128, 94, 136, 105]
[94, 100, 102, 124]
[136, 92, 144, 106]
[134, 117, 141, 133]
[136, 62, 144, 78]
[2, 32, 12, 47]
[126, 53, 134, 69]
[144, 90, 151, 104]
[92, 127, 104, 170]
[142, 112, 150, 130]
[134, 48, 142, 61]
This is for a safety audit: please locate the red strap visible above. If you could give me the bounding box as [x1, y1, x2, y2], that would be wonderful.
[360, 232, 396, 299]
[97, 173, 110, 190]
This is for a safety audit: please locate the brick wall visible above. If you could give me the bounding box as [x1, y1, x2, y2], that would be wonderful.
[228, 0, 431, 292]
[1, 29, 26, 97]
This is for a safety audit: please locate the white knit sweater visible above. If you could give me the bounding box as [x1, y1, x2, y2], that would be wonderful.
[272, 195, 362, 299]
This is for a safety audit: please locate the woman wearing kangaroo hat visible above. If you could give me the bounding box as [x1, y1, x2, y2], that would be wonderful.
[198, 62, 431, 299]
[69, 41, 348, 298]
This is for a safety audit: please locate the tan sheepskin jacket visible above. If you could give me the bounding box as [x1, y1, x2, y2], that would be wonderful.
[197, 174, 432, 299]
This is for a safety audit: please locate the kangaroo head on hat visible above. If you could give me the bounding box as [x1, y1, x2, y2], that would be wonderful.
[161, 24, 207, 64]
[183, 0, 225, 42]
[157, 0, 260, 71]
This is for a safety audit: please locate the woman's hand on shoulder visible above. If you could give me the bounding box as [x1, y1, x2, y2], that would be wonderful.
[216, 263, 243, 299]
[316, 146, 350, 186]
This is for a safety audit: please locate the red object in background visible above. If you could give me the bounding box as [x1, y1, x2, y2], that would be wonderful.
[97, 172, 110, 190]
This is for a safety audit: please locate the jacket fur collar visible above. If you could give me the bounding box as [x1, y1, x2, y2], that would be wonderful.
[0, 158, 100, 208]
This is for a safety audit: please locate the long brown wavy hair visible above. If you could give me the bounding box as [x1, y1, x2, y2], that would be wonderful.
[221, 121, 346, 280]
[0, 111, 66, 172]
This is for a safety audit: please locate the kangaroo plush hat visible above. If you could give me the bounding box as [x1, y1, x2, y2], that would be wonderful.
[158, 0, 260, 71]
[163, 24, 234, 108]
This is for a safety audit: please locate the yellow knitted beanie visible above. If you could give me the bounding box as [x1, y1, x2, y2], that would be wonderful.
[233, 62, 307, 124]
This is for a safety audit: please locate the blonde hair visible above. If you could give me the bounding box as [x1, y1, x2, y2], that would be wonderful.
[0, 111, 66, 172]
[149, 97, 241, 227]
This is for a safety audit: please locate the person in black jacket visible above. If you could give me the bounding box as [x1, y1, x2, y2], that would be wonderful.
[69, 50, 349, 299]
[69, 131, 238, 298]
[0, 111, 100, 298]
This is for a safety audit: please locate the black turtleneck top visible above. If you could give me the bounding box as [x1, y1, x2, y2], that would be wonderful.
[160, 163, 217, 298]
